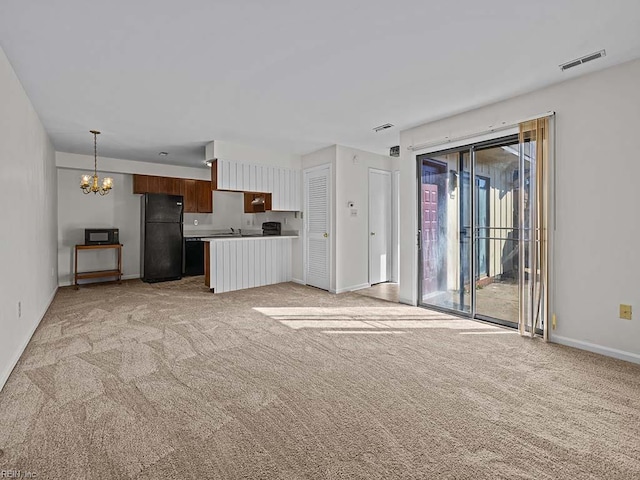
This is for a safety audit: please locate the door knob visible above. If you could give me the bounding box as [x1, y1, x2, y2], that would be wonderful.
[323, 233, 328, 238]
[370, 232, 376, 236]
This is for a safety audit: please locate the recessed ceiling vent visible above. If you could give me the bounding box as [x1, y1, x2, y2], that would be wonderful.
[373, 123, 394, 132]
[560, 50, 606, 71]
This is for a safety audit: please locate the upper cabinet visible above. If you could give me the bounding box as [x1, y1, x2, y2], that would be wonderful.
[182, 179, 198, 213]
[132, 175, 212, 213]
[210, 159, 300, 211]
[196, 180, 213, 213]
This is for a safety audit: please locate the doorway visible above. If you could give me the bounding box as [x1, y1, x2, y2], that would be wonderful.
[369, 169, 392, 285]
[417, 134, 543, 329]
[304, 164, 331, 291]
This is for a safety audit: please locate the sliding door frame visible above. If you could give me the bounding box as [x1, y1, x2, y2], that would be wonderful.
[417, 133, 533, 329]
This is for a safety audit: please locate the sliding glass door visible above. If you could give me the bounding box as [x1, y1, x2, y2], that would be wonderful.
[418, 134, 541, 329]
[418, 150, 470, 313]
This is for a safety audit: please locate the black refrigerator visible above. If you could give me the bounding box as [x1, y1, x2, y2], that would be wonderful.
[141, 193, 183, 282]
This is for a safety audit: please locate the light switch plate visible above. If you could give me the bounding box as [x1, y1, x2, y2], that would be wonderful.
[620, 304, 632, 320]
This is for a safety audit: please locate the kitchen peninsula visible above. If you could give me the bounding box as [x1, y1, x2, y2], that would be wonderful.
[204, 235, 298, 293]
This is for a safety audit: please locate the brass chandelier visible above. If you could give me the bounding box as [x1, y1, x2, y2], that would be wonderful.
[80, 130, 113, 195]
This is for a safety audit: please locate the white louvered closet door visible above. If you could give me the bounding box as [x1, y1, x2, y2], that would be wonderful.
[304, 165, 330, 290]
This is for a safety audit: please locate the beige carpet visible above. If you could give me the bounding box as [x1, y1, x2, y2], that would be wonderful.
[1, 278, 639, 479]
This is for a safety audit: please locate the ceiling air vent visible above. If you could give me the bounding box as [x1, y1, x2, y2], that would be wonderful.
[560, 50, 606, 71]
[373, 123, 394, 132]
[390, 146, 400, 157]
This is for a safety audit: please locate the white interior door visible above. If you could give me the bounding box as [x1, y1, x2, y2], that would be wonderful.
[305, 165, 330, 290]
[369, 169, 392, 285]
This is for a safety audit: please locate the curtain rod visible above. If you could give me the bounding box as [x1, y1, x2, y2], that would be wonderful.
[407, 111, 555, 152]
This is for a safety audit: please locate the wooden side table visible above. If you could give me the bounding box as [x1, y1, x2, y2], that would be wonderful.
[74, 244, 123, 289]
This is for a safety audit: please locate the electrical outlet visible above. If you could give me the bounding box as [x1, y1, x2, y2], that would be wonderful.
[284, 217, 288, 225]
[246, 219, 251, 226]
[18, 301, 21, 319]
[51, 267, 55, 277]
[552, 314, 557, 330]
[620, 304, 632, 320]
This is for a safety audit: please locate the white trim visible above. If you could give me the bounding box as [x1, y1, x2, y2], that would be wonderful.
[0, 287, 58, 392]
[391, 170, 400, 283]
[551, 335, 640, 365]
[399, 296, 416, 306]
[408, 111, 555, 152]
[335, 283, 371, 294]
[413, 127, 519, 155]
[291, 278, 305, 285]
[368, 168, 392, 285]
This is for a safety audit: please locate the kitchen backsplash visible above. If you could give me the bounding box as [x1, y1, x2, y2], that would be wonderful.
[183, 191, 300, 234]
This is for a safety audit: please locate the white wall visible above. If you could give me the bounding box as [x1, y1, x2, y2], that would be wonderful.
[57, 151, 211, 180]
[58, 170, 140, 285]
[183, 191, 244, 235]
[400, 58, 640, 363]
[0, 46, 57, 390]
[57, 168, 244, 286]
[335, 146, 395, 293]
[206, 140, 302, 169]
[300, 145, 397, 293]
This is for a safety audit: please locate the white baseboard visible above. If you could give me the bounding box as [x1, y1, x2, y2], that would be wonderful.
[0, 287, 58, 392]
[335, 283, 371, 294]
[291, 278, 305, 285]
[551, 334, 640, 365]
[399, 296, 416, 306]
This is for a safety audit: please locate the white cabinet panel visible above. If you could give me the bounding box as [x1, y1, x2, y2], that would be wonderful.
[235, 163, 242, 191]
[223, 241, 230, 292]
[272, 167, 280, 210]
[242, 241, 249, 289]
[256, 166, 264, 192]
[216, 159, 300, 210]
[220, 160, 230, 190]
[248, 164, 256, 191]
[209, 238, 293, 294]
[294, 170, 301, 210]
[228, 241, 237, 291]
[229, 162, 237, 191]
[248, 241, 255, 289]
[278, 169, 286, 210]
[284, 169, 291, 210]
[243, 163, 250, 191]
[263, 240, 270, 286]
[267, 167, 274, 195]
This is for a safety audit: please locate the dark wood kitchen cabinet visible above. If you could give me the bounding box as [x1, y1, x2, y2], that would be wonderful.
[243, 192, 271, 213]
[196, 180, 213, 213]
[132, 175, 150, 194]
[182, 179, 198, 213]
[133, 175, 212, 213]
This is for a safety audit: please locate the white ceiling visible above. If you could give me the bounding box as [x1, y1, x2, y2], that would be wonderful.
[1, 0, 639, 167]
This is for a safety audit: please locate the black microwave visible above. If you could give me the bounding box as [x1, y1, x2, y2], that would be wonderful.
[85, 228, 119, 245]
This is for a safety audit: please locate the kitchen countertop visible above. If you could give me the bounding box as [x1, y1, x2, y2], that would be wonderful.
[204, 235, 299, 241]
[184, 230, 298, 239]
